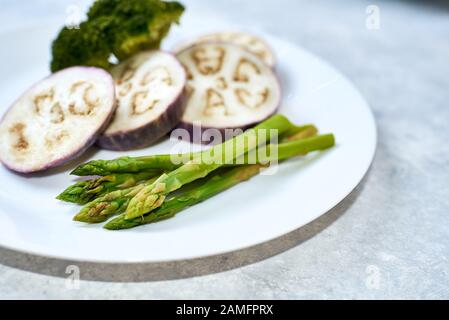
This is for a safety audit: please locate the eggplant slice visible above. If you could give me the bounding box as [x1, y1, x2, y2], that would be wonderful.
[98, 51, 187, 151]
[174, 31, 276, 68]
[176, 42, 281, 144]
[0, 67, 115, 173]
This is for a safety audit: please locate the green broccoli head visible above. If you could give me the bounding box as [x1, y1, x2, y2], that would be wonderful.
[51, 19, 112, 72]
[87, 0, 120, 19]
[104, 0, 184, 60]
[51, 0, 184, 72]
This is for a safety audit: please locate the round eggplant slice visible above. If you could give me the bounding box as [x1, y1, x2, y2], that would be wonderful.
[98, 51, 187, 151]
[176, 42, 281, 144]
[0, 67, 115, 174]
[174, 32, 276, 68]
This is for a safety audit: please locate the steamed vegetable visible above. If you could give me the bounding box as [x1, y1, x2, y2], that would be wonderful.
[97, 50, 187, 150]
[174, 31, 276, 68]
[73, 132, 335, 223]
[123, 114, 294, 220]
[57, 171, 160, 204]
[73, 176, 157, 223]
[106, 163, 293, 230]
[176, 42, 281, 144]
[105, 132, 335, 229]
[105, 165, 265, 229]
[74, 114, 294, 222]
[61, 114, 335, 228]
[70, 124, 318, 176]
[0, 67, 116, 173]
[51, 0, 184, 72]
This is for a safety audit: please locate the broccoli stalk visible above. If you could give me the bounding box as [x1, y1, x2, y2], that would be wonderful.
[51, 0, 184, 72]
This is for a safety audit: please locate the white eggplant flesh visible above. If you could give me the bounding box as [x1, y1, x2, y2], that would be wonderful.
[0, 67, 115, 173]
[176, 42, 281, 144]
[98, 51, 187, 151]
[174, 31, 276, 68]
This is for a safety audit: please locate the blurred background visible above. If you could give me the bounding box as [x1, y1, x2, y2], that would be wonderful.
[0, 0, 448, 299]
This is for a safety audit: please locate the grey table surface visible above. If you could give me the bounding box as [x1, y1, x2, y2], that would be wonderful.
[0, 0, 448, 299]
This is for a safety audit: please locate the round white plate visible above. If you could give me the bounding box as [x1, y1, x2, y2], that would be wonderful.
[0, 13, 376, 263]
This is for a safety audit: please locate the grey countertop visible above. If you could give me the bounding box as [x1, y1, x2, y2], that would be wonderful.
[0, 0, 448, 299]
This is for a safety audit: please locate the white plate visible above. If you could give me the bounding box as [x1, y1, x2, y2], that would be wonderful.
[0, 13, 376, 263]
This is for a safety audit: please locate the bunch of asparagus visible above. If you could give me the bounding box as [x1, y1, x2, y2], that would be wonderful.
[57, 115, 335, 230]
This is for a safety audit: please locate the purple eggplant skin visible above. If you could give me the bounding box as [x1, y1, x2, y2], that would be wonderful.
[0, 67, 116, 174]
[97, 89, 188, 151]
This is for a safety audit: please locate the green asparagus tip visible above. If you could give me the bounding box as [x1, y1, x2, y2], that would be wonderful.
[326, 133, 336, 148]
[73, 213, 88, 223]
[104, 215, 140, 230]
[70, 165, 92, 176]
[71, 159, 108, 176]
[56, 193, 79, 204]
[56, 184, 90, 204]
[73, 212, 107, 224]
[103, 221, 120, 230]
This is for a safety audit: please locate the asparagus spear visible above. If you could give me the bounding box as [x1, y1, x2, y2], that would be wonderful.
[74, 114, 291, 223]
[73, 176, 158, 223]
[71, 124, 317, 176]
[62, 124, 318, 205]
[105, 133, 335, 230]
[71, 155, 180, 176]
[57, 171, 159, 204]
[73, 133, 334, 224]
[124, 114, 294, 220]
[104, 165, 264, 230]
[282, 125, 318, 142]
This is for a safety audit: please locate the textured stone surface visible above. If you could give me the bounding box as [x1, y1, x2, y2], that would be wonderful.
[0, 0, 448, 299]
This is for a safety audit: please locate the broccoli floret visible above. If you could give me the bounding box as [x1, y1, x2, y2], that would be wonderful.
[51, 0, 184, 72]
[87, 0, 120, 19]
[51, 18, 113, 72]
[104, 0, 184, 59]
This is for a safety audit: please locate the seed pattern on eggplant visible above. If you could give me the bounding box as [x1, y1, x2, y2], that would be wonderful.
[174, 31, 276, 68]
[176, 42, 281, 144]
[98, 51, 187, 151]
[0, 67, 116, 173]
